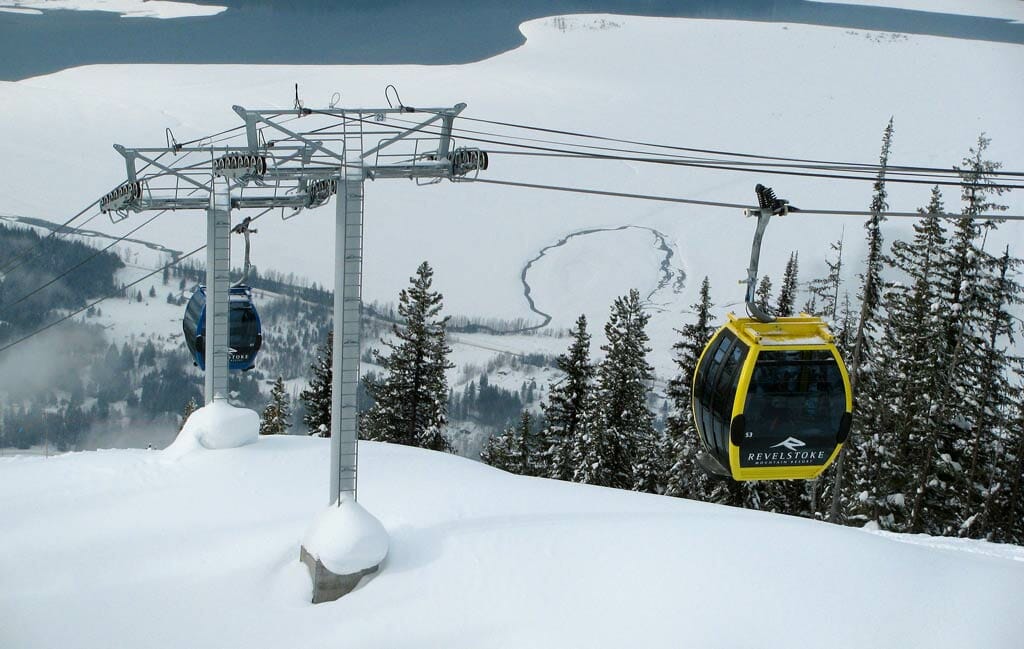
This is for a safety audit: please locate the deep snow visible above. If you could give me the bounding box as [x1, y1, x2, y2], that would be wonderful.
[302, 499, 388, 576]
[164, 400, 258, 456]
[1, 8, 1023, 644]
[1, 437, 1022, 648]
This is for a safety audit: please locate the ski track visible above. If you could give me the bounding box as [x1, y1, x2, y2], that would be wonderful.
[4, 214, 685, 338]
[519, 225, 686, 327]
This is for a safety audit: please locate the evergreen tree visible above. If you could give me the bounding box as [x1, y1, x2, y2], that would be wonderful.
[300, 332, 333, 437]
[574, 289, 657, 492]
[828, 117, 893, 523]
[968, 247, 1022, 539]
[840, 290, 857, 348]
[908, 135, 1010, 534]
[516, 411, 543, 477]
[119, 342, 135, 372]
[542, 314, 596, 481]
[480, 426, 516, 472]
[664, 276, 715, 498]
[776, 252, 800, 317]
[361, 262, 454, 452]
[179, 396, 199, 432]
[755, 275, 773, 312]
[480, 412, 538, 476]
[806, 234, 853, 516]
[988, 381, 1024, 543]
[260, 376, 292, 435]
[848, 187, 948, 529]
[806, 233, 850, 349]
[138, 340, 157, 367]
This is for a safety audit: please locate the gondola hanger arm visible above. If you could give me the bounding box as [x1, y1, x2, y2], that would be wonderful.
[742, 184, 798, 323]
[231, 216, 257, 286]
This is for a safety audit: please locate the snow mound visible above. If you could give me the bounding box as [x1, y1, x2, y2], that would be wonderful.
[164, 400, 259, 457]
[1, 438, 1022, 648]
[303, 499, 389, 575]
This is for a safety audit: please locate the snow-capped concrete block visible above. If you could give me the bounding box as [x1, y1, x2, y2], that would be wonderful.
[164, 400, 259, 457]
[299, 546, 379, 604]
[300, 499, 389, 603]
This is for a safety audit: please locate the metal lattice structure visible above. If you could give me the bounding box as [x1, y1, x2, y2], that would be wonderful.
[102, 100, 487, 505]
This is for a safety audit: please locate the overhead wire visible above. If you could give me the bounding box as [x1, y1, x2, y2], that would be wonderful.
[326, 111, 1024, 189]
[386, 114, 1008, 180]
[380, 116, 972, 181]
[455, 114, 1024, 177]
[0, 206, 276, 355]
[0, 208, 173, 312]
[0, 123, 283, 309]
[173, 111, 301, 148]
[0, 243, 207, 355]
[0, 149, 181, 277]
[0, 121, 305, 318]
[0, 201, 100, 276]
[232, 109, 1022, 195]
[470, 177, 1024, 221]
[3, 105, 1021, 357]
[0, 113, 300, 354]
[479, 148, 979, 183]
[0, 125, 269, 325]
[383, 115, 1024, 189]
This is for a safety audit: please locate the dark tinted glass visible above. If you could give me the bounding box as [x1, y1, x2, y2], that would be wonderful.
[184, 292, 204, 330]
[229, 306, 259, 350]
[743, 349, 846, 442]
[711, 342, 745, 421]
[711, 341, 747, 451]
[694, 331, 728, 448]
[694, 330, 747, 458]
[694, 332, 726, 404]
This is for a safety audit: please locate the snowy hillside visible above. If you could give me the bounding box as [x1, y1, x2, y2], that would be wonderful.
[1, 436, 1021, 648]
[3, 9, 1020, 455]
[1, 7, 1022, 643]
[2, 12, 1020, 351]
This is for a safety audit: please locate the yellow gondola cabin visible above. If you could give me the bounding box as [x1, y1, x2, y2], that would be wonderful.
[692, 314, 853, 481]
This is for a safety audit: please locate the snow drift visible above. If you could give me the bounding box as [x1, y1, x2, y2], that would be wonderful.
[163, 400, 259, 457]
[302, 499, 389, 577]
[1, 437, 1021, 649]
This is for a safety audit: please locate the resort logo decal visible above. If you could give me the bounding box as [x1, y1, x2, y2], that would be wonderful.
[771, 437, 806, 452]
[742, 436, 829, 467]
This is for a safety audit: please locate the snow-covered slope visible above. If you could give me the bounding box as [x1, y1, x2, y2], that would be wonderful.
[1, 13, 1020, 350]
[1, 438, 1021, 648]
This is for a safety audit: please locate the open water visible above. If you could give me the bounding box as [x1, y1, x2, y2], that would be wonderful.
[0, 0, 1021, 80]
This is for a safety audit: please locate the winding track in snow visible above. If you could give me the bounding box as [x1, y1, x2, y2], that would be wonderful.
[364, 226, 684, 337]
[5, 214, 684, 338]
[519, 225, 685, 330]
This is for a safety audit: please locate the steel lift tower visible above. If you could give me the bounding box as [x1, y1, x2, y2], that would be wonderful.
[100, 97, 487, 601]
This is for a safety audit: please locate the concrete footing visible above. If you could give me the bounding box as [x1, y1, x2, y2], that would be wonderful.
[299, 545, 379, 604]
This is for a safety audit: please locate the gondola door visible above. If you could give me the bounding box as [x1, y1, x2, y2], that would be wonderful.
[729, 345, 851, 480]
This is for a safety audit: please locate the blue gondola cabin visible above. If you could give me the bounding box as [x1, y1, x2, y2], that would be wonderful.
[182, 285, 262, 372]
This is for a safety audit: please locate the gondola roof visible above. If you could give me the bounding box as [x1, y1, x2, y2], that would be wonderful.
[725, 313, 836, 347]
